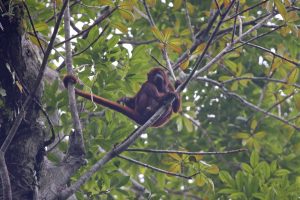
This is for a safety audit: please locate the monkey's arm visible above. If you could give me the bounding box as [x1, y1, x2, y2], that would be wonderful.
[170, 80, 181, 113]
[141, 82, 172, 102]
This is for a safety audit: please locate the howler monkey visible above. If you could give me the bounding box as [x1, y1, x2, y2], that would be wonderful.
[63, 68, 181, 127]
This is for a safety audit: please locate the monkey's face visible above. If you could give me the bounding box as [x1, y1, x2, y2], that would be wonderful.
[148, 68, 167, 92]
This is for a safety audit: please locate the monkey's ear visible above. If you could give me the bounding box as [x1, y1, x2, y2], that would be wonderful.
[63, 75, 78, 88]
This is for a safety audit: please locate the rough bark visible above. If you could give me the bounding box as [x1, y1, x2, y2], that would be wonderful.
[0, 2, 45, 199]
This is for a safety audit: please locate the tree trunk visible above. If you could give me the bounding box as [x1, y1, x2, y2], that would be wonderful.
[0, 2, 46, 199]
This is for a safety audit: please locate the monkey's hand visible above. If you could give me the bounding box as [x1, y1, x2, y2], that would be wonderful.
[117, 97, 135, 109]
[163, 92, 177, 103]
[117, 97, 129, 105]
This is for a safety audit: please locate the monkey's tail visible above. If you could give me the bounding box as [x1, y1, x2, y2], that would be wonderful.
[74, 89, 144, 125]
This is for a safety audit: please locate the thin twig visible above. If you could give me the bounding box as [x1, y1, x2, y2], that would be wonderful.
[118, 39, 157, 45]
[223, 76, 300, 89]
[46, 135, 68, 153]
[183, 0, 194, 41]
[70, 20, 80, 33]
[256, 91, 295, 127]
[45, 0, 80, 23]
[150, 54, 166, 69]
[118, 155, 191, 179]
[97, 146, 150, 194]
[225, 0, 269, 22]
[56, 24, 109, 71]
[142, 0, 155, 26]
[228, 24, 284, 51]
[193, 13, 274, 78]
[179, 0, 236, 92]
[23, 1, 45, 54]
[142, 0, 176, 80]
[213, 0, 222, 16]
[126, 148, 247, 155]
[173, 8, 221, 70]
[242, 42, 300, 67]
[231, 1, 239, 43]
[55, 6, 117, 47]
[197, 77, 300, 131]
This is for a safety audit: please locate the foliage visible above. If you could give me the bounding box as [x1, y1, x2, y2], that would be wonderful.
[25, 0, 300, 199]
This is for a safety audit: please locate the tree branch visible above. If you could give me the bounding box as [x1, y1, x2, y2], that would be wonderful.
[197, 77, 300, 131]
[179, 0, 236, 92]
[54, 6, 117, 47]
[118, 155, 191, 179]
[126, 148, 247, 155]
[183, 0, 194, 41]
[142, 0, 176, 80]
[0, 153, 11, 200]
[63, 0, 85, 156]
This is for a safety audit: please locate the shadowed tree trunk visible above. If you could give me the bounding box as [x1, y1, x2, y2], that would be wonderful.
[0, 2, 45, 199]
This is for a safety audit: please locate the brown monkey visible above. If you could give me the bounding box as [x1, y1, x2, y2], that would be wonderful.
[63, 68, 181, 127]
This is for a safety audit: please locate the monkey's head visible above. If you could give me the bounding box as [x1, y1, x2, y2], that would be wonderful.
[148, 68, 167, 92]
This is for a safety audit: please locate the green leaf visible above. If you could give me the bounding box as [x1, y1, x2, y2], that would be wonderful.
[224, 59, 237, 73]
[254, 131, 266, 139]
[111, 22, 128, 33]
[233, 132, 250, 139]
[183, 117, 193, 132]
[119, 9, 135, 21]
[274, 0, 288, 20]
[151, 26, 164, 42]
[168, 153, 182, 161]
[260, 162, 271, 179]
[35, 22, 48, 32]
[173, 0, 182, 10]
[99, 0, 114, 6]
[250, 119, 257, 130]
[287, 68, 299, 84]
[250, 151, 259, 168]
[274, 169, 290, 176]
[218, 188, 238, 194]
[206, 165, 219, 174]
[107, 36, 120, 49]
[163, 28, 173, 42]
[169, 163, 181, 173]
[116, 176, 130, 187]
[219, 171, 235, 187]
[146, 0, 156, 7]
[231, 81, 238, 91]
[235, 171, 244, 190]
[230, 192, 246, 199]
[180, 58, 189, 70]
[241, 163, 253, 174]
[253, 193, 266, 200]
[195, 174, 206, 187]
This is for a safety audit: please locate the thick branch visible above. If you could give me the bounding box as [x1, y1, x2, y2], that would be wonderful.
[64, 0, 85, 156]
[0, 153, 11, 200]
